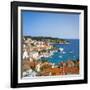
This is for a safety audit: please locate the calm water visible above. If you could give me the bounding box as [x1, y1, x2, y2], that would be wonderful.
[41, 39, 79, 64]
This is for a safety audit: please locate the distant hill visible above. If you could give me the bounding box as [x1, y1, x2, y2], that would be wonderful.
[24, 36, 69, 44]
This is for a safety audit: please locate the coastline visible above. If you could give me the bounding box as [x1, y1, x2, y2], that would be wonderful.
[22, 37, 79, 77]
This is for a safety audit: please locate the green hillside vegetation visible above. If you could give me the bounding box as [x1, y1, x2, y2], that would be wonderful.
[24, 36, 69, 44]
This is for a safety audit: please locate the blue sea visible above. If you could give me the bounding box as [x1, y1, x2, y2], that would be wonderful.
[41, 39, 79, 64]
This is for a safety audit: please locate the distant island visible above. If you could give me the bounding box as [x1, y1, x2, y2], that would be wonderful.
[24, 36, 70, 44]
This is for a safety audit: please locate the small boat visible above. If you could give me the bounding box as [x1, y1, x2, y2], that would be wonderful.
[59, 56, 63, 58]
[59, 48, 64, 52]
[69, 51, 73, 53]
[62, 51, 66, 54]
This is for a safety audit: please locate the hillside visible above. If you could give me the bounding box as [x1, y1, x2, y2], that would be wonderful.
[24, 36, 69, 44]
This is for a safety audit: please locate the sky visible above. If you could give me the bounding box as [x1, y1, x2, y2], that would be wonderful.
[21, 11, 80, 39]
